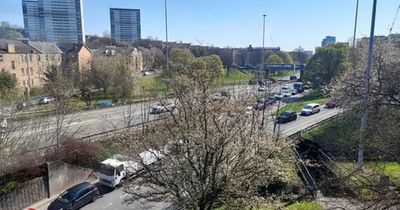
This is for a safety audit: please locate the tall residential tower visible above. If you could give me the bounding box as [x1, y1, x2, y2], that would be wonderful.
[110, 8, 141, 43]
[22, 0, 85, 44]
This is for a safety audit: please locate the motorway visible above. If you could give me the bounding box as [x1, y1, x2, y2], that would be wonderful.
[12, 85, 261, 151]
[80, 107, 340, 210]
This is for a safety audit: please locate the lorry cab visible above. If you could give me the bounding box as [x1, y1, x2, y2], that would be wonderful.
[99, 158, 134, 188]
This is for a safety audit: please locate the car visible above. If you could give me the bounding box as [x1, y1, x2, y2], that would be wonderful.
[282, 91, 292, 98]
[150, 102, 176, 114]
[96, 101, 113, 108]
[276, 110, 297, 124]
[290, 88, 298, 95]
[48, 182, 99, 210]
[37, 97, 55, 105]
[258, 86, 268, 92]
[325, 98, 337, 109]
[274, 93, 289, 100]
[300, 103, 321, 116]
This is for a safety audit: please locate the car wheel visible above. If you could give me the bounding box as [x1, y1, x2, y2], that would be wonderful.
[92, 194, 98, 202]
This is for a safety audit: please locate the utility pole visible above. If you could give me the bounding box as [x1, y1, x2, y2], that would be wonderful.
[358, 0, 377, 170]
[164, 0, 169, 71]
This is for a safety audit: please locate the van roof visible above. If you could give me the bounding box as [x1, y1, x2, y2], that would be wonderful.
[307, 103, 320, 106]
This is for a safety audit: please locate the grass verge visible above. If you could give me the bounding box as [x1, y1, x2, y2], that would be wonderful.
[286, 201, 322, 210]
[214, 68, 256, 86]
[276, 91, 330, 115]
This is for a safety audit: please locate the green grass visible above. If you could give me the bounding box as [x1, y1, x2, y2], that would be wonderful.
[95, 141, 121, 161]
[214, 68, 256, 86]
[286, 201, 322, 210]
[336, 162, 400, 186]
[276, 91, 330, 115]
[134, 75, 170, 97]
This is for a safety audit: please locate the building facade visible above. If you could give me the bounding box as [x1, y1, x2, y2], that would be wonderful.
[110, 8, 141, 43]
[22, 0, 85, 44]
[58, 44, 92, 74]
[0, 39, 62, 90]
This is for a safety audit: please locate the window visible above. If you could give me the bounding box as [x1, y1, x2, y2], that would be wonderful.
[0, 55, 3, 63]
[37, 55, 41, 61]
[20, 55, 24, 62]
[11, 61, 15, 69]
[30, 67, 34, 75]
[1, 69, 4, 72]
[31, 79, 34, 86]
[45, 55, 49, 61]
[22, 80, 26, 86]
[29, 55, 33, 62]
[25, 68, 29, 75]
[21, 68, 25, 74]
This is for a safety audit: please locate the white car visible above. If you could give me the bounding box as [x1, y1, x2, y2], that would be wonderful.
[150, 102, 176, 114]
[290, 88, 298, 95]
[258, 86, 268, 92]
[301, 103, 320, 116]
[37, 97, 55, 105]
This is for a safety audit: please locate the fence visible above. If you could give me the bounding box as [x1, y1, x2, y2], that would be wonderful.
[0, 177, 48, 210]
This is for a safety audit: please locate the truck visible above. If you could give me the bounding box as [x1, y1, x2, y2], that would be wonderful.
[293, 82, 304, 93]
[99, 150, 163, 188]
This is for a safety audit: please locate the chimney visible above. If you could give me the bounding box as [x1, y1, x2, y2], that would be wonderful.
[7, 43, 15, 54]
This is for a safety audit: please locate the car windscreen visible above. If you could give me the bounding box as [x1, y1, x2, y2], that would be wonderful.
[58, 190, 75, 203]
[100, 164, 115, 176]
[282, 112, 293, 117]
[303, 105, 312, 109]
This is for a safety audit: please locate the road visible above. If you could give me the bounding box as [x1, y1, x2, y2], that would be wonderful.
[80, 107, 340, 210]
[9, 85, 266, 151]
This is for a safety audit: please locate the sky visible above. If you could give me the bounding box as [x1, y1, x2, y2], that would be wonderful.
[0, 0, 399, 51]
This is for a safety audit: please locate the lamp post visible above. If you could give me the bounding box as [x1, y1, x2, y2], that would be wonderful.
[261, 14, 267, 127]
[352, 0, 360, 50]
[164, 0, 169, 71]
[358, 0, 377, 170]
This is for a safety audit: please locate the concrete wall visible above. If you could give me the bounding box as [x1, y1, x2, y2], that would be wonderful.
[0, 177, 48, 210]
[47, 161, 94, 197]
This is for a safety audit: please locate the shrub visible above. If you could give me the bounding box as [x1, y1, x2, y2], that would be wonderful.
[59, 139, 100, 167]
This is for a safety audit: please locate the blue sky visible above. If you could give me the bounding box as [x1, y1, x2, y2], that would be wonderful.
[0, 0, 399, 51]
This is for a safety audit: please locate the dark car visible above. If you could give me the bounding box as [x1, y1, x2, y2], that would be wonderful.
[48, 182, 99, 210]
[276, 111, 297, 124]
[325, 98, 337, 109]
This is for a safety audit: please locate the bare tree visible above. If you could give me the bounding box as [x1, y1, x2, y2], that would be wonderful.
[328, 40, 400, 209]
[120, 49, 293, 209]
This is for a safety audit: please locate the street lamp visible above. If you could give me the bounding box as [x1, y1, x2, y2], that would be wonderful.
[358, 0, 378, 170]
[164, 0, 169, 71]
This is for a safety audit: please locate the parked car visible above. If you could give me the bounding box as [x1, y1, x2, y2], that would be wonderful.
[150, 102, 176, 114]
[48, 182, 99, 210]
[325, 98, 337, 109]
[300, 103, 321, 116]
[276, 110, 297, 124]
[289, 76, 298, 81]
[38, 97, 55, 105]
